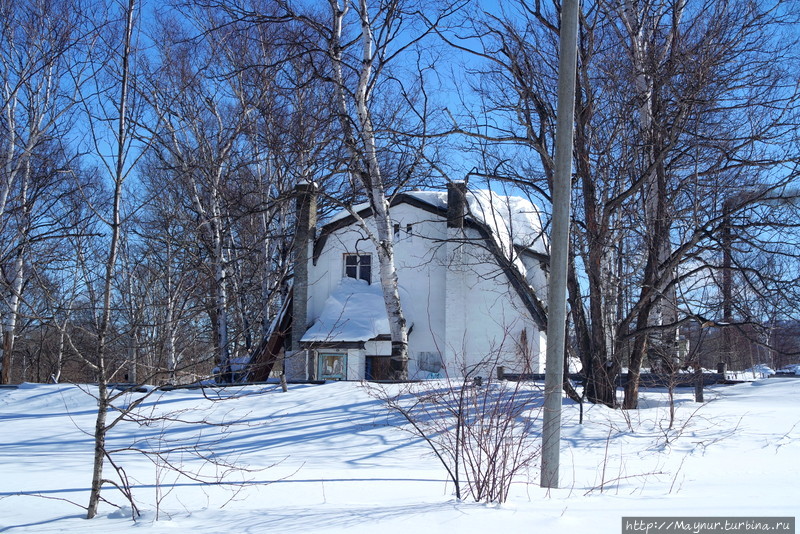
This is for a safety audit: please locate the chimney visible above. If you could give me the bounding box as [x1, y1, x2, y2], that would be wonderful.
[444, 181, 467, 374]
[447, 180, 467, 229]
[291, 183, 318, 352]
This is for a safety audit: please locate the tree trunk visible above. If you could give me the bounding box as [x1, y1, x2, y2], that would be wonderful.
[370, 190, 409, 378]
[213, 227, 231, 382]
[623, 262, 659, 410]
[623, 330, 647, 410]
[87, 0, 136, 517]
[568, 251, 617, 407]
[0, 160, 31, 384]
[327, 0, 409, 378]
[86, 379, 109, 518]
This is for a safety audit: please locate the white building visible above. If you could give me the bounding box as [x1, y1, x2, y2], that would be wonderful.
[279, 182, 549, 381]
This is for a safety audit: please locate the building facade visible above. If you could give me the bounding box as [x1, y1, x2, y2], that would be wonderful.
[283, 182, 549, 381]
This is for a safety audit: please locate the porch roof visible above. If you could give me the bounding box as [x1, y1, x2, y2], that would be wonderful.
[300, 278, 393, 343]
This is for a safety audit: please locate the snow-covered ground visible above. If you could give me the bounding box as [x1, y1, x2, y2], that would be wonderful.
[0, 378, 797, 533]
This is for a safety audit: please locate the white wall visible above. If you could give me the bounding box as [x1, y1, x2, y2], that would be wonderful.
[305, 201, 544, 379]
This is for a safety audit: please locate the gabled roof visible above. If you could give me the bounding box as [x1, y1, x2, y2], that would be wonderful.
[404, 190, 548, 256]
[313, 192, 449, 264]
[312, 189, 549, 331]
[314, 189, 548, 261]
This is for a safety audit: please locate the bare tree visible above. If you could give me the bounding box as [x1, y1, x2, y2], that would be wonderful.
[370, 349, 542, 503]
[443, 0, 800, 408]
[0, 0, 87, 383]
[133, 173, 213, 384]
[286, 0, 463, 378]
[71, 0, 153, 517]
[142, 13, 256, 382]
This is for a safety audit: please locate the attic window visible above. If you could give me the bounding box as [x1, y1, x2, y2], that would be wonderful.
[393, 222, 413, 241]
[344, 253, 371, 284]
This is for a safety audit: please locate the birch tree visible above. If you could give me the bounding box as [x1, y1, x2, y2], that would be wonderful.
[218, 9, 340, 358]
[290, 0, 460, 378]
[143, 20, 251, 382]
[0, 0, 86, 383]
[135, 172, 211, 384]
[75, 0, 153, 517]
[327, 0, 408, 377]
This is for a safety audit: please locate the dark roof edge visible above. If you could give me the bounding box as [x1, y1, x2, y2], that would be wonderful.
[314, 193, 450, 264]
[472, 223, 548, 331]
[312, 195, 549, 330]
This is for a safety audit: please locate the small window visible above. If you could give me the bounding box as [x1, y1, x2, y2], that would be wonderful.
[344, 253, 371, 284]
[394, 223, 401, 238]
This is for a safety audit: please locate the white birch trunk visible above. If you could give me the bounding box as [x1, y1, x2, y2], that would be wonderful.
[213, 219, 230, 381]
[53, 326, 65, 383]
[0, 34, 68, 383]
[180, 145, 232, 381]
[87, 0, 136, 518]
[0, 252, 23, 383]
[328, 0, 409, 377]
[164, 245, 177, 384]
[1, 124, 37, 381]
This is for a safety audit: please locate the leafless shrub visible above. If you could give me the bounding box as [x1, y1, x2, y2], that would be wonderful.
[368, 364, 543, 504]
[57, 384, 285, 521]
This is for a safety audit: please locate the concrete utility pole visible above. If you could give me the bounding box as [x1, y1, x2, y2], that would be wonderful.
[541, 0, 580, 490]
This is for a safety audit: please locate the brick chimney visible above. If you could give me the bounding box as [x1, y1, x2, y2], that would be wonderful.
[445, 181, 467, 368]
[291, 182, 318, 353]
[447, 180, 467, 229]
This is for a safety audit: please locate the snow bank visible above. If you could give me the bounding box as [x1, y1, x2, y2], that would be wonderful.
[2, 377, 798, 533]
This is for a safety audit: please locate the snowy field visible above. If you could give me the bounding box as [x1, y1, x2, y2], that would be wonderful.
[0, 378, 797, 533]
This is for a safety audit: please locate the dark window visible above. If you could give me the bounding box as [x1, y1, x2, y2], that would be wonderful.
[366, 356, 393, 380]
[344, 254, 371, 284]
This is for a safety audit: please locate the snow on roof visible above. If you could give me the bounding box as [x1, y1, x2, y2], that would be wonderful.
[300, 278, 391, 343]
[327, 201, 371, 224]
[404, 190, 448, 209]
[326, 189, 547, 255]
[467, 189, 547, 256]
[406, 189, 548, 282]
[406, 189, 547, 254]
